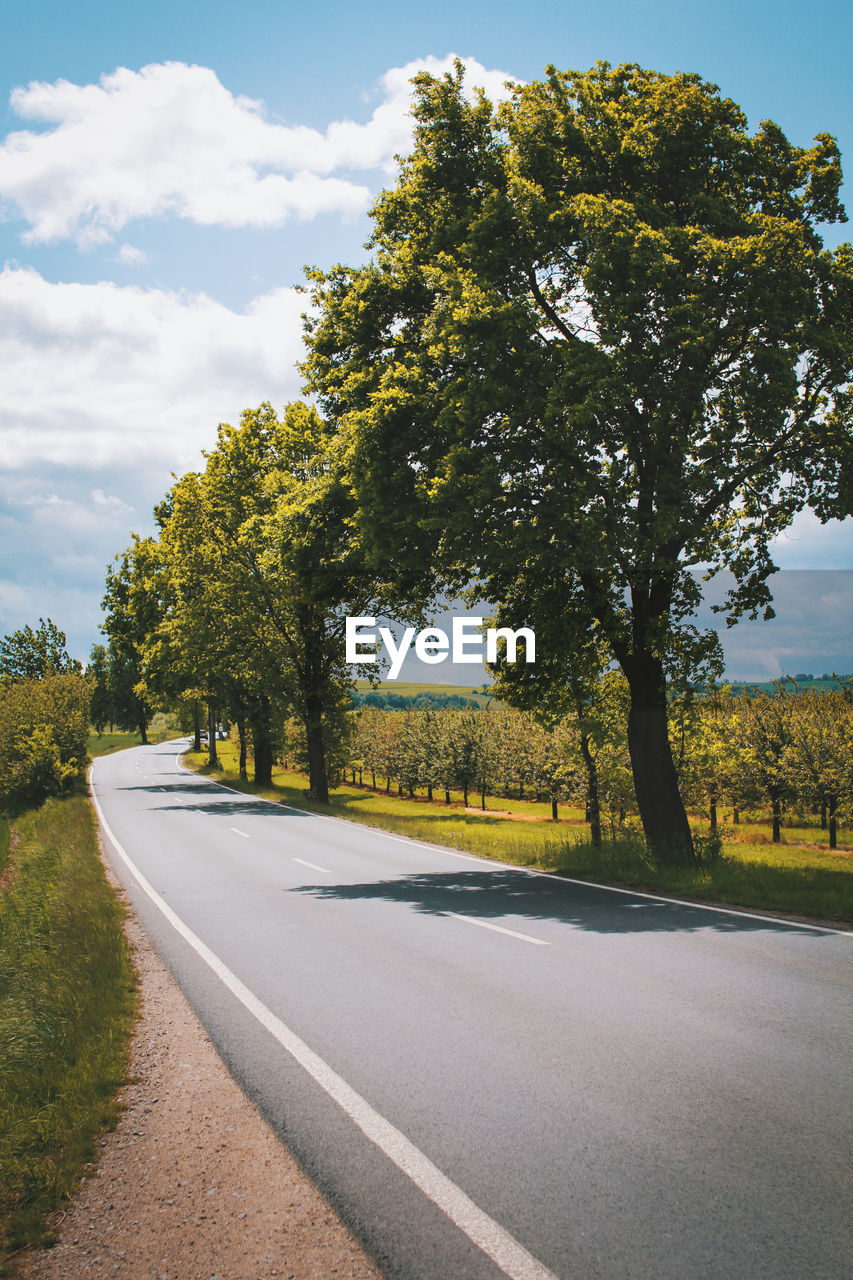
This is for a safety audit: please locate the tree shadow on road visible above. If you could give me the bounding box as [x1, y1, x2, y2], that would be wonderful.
[293, 869, 832, 936]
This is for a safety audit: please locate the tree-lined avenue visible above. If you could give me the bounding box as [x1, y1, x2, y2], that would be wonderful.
[91, 741, 852, 1280]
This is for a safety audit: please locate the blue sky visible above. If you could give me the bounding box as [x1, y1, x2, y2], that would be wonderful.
[0, 0, 850, 679]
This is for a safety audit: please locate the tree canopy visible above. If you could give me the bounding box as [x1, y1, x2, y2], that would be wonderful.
[302, 60, 853, 862]
[0, 618, 81, 683]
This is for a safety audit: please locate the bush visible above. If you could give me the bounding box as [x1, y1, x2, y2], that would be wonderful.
[0, 675, 91, 810]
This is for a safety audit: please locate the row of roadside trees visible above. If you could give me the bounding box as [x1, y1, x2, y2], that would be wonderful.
[93, 59, 850, 866]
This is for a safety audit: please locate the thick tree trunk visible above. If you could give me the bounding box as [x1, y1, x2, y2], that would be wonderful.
[578, 727, 601, 849]
[138, 697, 148, 745]
[207, 703, 217, 767]
[192, 702, 202, 753]
[250, 697, 273, 787]
[304, 692, 329, 803]
[622, 652, 696, 864]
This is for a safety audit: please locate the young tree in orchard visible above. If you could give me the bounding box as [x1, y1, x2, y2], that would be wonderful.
[785, 685, 853, 849]
[302, 61, 853, 864]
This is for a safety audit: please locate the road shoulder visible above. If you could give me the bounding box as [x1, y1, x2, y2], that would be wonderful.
[20, 851, 381, 1280]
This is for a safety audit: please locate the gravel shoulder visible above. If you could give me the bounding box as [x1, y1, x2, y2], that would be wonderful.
[20, 853, 382, 1280]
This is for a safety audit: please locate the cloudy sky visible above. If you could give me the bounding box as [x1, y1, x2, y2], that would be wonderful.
[1, 0, 850, 680]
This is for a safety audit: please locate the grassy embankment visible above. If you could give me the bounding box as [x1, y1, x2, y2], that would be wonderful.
[0, 795, 136, 1274]
[186, 740, 853, 924]
[86, 711, 181, 758]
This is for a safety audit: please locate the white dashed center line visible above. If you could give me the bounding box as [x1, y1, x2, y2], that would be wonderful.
[230, 827, 250, 838]
[293, 857, 332, 874]
[445, 913, 549, 946]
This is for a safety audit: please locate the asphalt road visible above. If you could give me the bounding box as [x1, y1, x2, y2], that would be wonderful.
[90, 740, 853, 1280]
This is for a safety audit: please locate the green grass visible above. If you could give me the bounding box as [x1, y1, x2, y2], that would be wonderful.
[0, 819, 9, 878]
[0, 795, 137, 1273]
[187, 742, 853, 925]
[87, 713, 181, 758]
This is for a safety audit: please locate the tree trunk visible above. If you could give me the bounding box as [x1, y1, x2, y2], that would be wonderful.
[237, 714, 248, 782]
[551, 796, 558, 822]
[193, 702, 202, 752]
[427, 783, 433, 801]
[250, 697, 273, 787]
[578, 727, 601, 849]
[207, 702, 217, 767]
[770, 790, 782, 843]
[138, 696, 148, 745]
[303, 692, 329, 803]
[481, 779, 486, 811]
[709, 790, 718, 832]
[733, 806, 740, 825]
[828, 793, 837, 850]
[463, 782, 469, 807]
[445, 789, 451, 805]
[622, 652, 696, 864]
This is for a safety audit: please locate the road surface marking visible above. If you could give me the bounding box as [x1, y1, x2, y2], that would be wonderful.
[446, 912, 549, 946]
[89, 768, 559, 1280]
[174, 746, 850, 936]
[293, 857, 332, 874]
[230, 827, 250, 839]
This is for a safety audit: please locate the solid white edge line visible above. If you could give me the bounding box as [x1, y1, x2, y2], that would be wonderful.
[170, 742, 850, 938]
[446, 912, 549, 946]
[88, 761, 559, 1280]
[293, 857, 332, 874]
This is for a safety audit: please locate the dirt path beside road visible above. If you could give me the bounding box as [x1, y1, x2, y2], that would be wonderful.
[20, 868, 382, 1280]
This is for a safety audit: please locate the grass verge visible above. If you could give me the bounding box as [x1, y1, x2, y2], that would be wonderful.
[187, 742, 852, 925]
[0, 794, 137, 1274]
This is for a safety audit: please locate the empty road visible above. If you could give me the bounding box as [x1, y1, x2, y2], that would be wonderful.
[90, 740, 853, 1280]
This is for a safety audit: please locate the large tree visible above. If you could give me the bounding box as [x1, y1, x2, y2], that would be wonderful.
[156, 402, 394, 801]
[100, 538, 161, 742]
[302, 60, 853, 863]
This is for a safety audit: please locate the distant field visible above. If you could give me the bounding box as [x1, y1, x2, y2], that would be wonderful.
[354, 676, 852, 704]
[354, 680, 493, 706]
[727, 675, 851, 694]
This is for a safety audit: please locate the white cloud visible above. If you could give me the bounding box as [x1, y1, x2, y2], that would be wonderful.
[0, 56, 517, 246]
[116, 243, 147, 265]
[0, 265, 306, 468]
